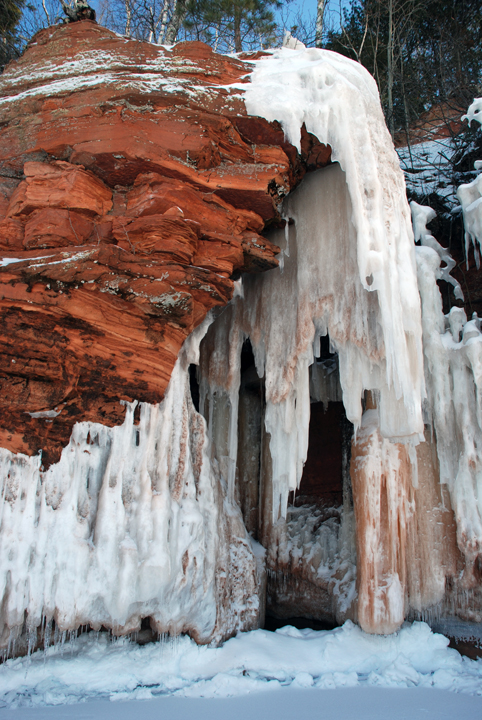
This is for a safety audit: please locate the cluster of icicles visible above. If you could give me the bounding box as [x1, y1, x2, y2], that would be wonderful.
[1, 48, 482, 649]
[459, 98, 482, 265]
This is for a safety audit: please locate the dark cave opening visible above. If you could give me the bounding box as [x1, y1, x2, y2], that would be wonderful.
[293, 401, 345, 508]
[232, 332, 354, 631]
[316, 334, 337, 362]
[264, 615, 338, 632]
[188, 363, 200, 412]
[290, 335, 353, 510]
[236, 338, 264, 539]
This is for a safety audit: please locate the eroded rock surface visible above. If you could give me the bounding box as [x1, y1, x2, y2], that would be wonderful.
[0, 21, 331, 466]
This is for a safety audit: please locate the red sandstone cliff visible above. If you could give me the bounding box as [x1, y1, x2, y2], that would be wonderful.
[0, 20, 331, 467]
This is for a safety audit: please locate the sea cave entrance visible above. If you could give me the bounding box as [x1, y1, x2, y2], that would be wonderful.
[229, 332, 354, 630]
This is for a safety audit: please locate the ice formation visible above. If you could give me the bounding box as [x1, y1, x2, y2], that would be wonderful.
[2, 45, 482, 651]
[457, 98, 482, 267]
[457, 168, 482, 268]
[0, 321, 262, 649]
[245, 47, 425, 443]
[416, 245, 482, 564]
[410, 201, 463, 300]
[199, 158, 424, 521]
[411, 107, 482, 577]
[193, 47, 428, 632]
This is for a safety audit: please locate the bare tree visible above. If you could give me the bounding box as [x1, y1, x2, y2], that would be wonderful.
[15, 0, 63, 41]
[164, 0, 188, 44]
[328, 0, 426, 138]
[315, 0, 326, 47]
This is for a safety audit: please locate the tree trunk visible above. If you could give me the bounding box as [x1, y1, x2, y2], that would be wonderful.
[157, 0, 171, 43]
[124, 0, 132, 36]
[165, 0, 188, 44]
[315, 0, 325, 48]
[234, 3, 242, 52]
[386, 0, 395, 138]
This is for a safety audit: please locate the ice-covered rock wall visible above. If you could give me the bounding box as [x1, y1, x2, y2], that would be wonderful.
[195, 55, 482, 633]
[0, 324, 262, 650]
[193, 48, 428, 631]
[199, 45, 426, 524]
[2, 35, 482, 652]
[196, 155, 423, 629]
[417, 244, 482, 571]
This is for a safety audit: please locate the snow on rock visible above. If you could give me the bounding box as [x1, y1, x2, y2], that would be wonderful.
[0, 20, 318, 469]
[0, 621, 481, 708]
[398, 138, 459, 208]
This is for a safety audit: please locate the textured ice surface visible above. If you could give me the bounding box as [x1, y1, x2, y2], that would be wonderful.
[410, 201, 463, 300]
[457, 167, 482, 268]
[416, 245, 482, 560]
[0, 320, 261, 646]
[0, 621, 481, 708]
[271, 502, 357, 620]
[200, 162, 424, 518]
[246, 46, 424, 431]
[242, 46, 424, 512]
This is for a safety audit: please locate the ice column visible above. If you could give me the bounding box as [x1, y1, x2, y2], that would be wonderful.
[351, 407, 410, 634]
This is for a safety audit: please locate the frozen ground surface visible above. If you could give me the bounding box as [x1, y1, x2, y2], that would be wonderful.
[0, 621, 481, 718]
[1, 687, 482, 720]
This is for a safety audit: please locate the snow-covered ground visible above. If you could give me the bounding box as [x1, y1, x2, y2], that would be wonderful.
[0, 621, 481, 718]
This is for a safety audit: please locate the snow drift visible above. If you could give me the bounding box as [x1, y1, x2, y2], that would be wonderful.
[1, 621, 482, 709]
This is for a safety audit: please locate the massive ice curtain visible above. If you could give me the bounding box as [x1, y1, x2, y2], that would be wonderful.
[245, 47, 425, 442]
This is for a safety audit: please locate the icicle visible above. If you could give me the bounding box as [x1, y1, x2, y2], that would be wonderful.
[416, 245, 482, 561]
[410, 201, 464, 301]
[456, 169, 482, 270]
[457, 100, 482, 268]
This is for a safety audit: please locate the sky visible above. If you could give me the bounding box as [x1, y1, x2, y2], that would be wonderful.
[36, 0, 351, 39]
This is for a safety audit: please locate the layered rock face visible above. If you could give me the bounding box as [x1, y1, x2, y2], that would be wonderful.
[0, 20, 330, 467]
